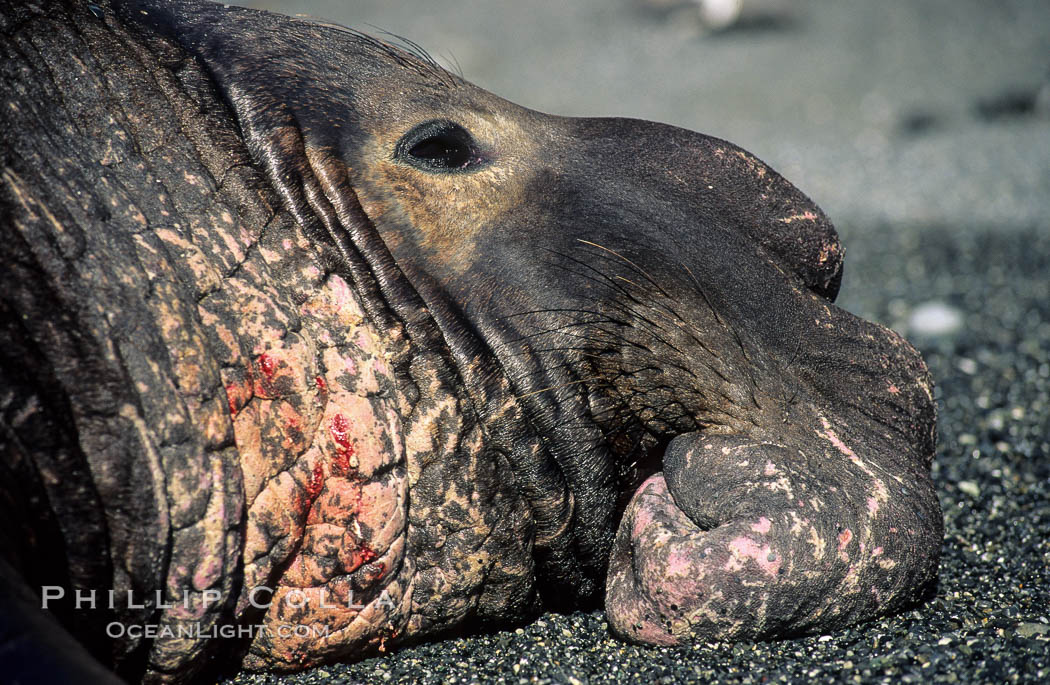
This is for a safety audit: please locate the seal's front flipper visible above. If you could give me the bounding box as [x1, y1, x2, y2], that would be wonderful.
[605, 432, 941, 644]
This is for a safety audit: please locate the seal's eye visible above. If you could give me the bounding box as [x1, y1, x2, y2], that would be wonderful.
[396, 120, 483, 172]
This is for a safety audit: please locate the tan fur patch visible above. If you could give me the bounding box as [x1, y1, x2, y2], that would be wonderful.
[355, 104, 542, 274]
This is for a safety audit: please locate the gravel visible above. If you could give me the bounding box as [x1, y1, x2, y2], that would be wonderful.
[222, 1, 1049, 682]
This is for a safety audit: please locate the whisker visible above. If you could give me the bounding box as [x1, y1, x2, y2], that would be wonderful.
[576, 239, 661, 291]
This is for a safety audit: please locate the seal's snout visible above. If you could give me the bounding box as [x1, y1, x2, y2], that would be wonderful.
[570, 117, 843, 301]
[554, 115, 940, 647]
[683, 132, 845, 301]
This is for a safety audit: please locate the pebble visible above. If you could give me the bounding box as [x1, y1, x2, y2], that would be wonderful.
[1016, 623, 1050, 638]
[907, 301, 964, 338]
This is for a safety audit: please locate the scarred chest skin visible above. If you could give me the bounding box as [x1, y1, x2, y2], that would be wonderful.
[121, 43, 542, 672]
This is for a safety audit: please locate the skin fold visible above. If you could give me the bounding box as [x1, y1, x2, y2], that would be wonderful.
[0, 0, 941, 682]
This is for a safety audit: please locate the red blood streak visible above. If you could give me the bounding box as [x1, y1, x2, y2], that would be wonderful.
[224, 385, 238, 415]
[346, 539, 378, 572]
[315, 376, 327, 392]
[305, 462, 325, 501]
[358, 545, 377, 564]
[332, 448, 354, 476]
[257, 353, 277, 380]
[330, 413, 351, 448]
[329, 414, 356, 475]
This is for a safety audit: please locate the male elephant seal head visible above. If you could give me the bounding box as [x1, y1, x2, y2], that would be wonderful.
[105, 0, 939, 668]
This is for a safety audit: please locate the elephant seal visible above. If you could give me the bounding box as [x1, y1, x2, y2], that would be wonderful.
[0, 0, 941, 682]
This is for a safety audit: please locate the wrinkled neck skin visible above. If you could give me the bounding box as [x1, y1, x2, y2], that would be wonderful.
[116, 0, 606, 658]
[112, 0, 938, 675]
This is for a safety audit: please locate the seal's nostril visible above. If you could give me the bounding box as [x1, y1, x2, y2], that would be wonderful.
[615, 432, 674, 513]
